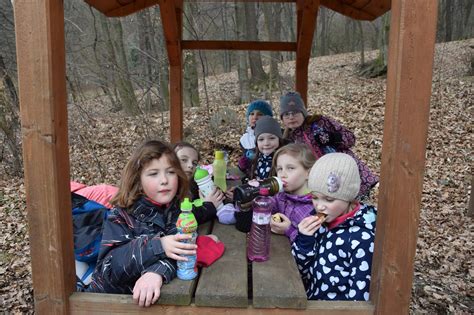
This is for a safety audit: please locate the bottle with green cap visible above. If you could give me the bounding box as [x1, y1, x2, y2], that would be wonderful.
[213, 150, 227, 192]
[176, 198, 198, 280]
[194, 167, 223, 210]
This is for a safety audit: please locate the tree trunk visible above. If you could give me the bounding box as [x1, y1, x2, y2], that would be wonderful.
[319, 7, 328, 56]
[235, 2, 250, 103]
[107, 18, 140, 115]
[154, 6, 170, 111]
[222, 4, 232, 73]
[244, 2, 267, 90]
[358, 21, 365, 66]
[444, 0, 453, 42]
[0, 54, 22, 175]
[183, 2, 200, 108]
[263, 2, 281, 92]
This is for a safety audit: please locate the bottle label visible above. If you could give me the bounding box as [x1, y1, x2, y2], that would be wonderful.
[252, 212, 271, 225]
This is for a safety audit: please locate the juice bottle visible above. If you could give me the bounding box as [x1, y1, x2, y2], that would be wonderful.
[176, 198, 198, 280]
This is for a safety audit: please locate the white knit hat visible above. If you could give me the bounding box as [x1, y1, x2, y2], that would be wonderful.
[308, 153, 361, 202]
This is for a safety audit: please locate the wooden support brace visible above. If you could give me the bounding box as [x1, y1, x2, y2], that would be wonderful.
[370, 0, 438, 313]
[13, 1, 75, 313]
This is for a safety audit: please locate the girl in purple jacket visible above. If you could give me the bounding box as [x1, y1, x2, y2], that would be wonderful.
[269, 143, 316, 242]
[279, 91, 378, 198]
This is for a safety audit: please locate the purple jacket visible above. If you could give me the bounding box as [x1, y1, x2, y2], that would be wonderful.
[272, 192, 314, 242]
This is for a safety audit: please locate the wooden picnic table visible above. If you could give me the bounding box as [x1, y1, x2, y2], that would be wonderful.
[159, 219, 307, 309]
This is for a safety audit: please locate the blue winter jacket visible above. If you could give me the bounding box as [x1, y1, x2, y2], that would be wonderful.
[291, 203, 377, 301]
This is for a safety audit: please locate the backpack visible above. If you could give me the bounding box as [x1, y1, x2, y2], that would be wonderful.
[72, 192, 109, 263]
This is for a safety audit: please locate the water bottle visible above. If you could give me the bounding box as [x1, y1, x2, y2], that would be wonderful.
[213, 150, 227, 192]
[233, 177, 283, 207]
[194, 167, 223, 210]
[176, 198, 198, 280]
[247, 188, 274, 262]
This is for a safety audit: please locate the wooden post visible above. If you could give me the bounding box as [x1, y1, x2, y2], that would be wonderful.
[295, 0, 319, 106]
[160, 0, 183, 142]
[370, 0, 438, 314]
[13, 1, 75, 313]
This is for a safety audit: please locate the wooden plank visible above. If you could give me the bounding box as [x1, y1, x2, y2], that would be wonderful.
[295, 0, 319, 105]
[252, 234, 307, 309]
[159, 0, 181, 66]
[13, 1, 75, 313]
[370, 0, 438, 314]
[195, 222, 248, 307]
[320, 0, 378, 21]
[182, 40, 297, 52]
[70, 293, 373, 314]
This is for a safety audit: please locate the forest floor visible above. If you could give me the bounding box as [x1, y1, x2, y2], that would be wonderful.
[0, 39, 473, 314]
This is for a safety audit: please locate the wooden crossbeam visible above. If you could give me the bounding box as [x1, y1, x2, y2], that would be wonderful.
[182, 40, 297, 51]
[295, 0, 319, 105]
[320, 0, 377, 20]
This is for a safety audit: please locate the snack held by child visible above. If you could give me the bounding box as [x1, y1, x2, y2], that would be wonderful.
[268, 143, 316, 242]
[291, 153, 377, 301]
[238, 100, 273, 177]
[86, 140, 200, 307]
[279, 91, 378, 198]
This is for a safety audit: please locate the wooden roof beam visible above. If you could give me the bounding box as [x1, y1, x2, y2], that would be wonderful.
[159, 0, 182, 66]
[295, 0, 319, 105]
[181, 40, 297, 51]
[320, 0, 376, 20]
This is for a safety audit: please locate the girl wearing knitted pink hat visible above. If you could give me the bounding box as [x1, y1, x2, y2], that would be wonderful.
[279, 91, 378, 199]
[291, 153, 377, 301]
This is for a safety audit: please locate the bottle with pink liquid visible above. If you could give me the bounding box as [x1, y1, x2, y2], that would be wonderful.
[247, 188, 274, 262]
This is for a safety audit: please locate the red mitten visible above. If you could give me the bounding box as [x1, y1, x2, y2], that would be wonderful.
[196, 235, 225, 267]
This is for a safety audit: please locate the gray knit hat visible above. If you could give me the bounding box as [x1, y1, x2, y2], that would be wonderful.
[254, 116, 283, 140]
[308, 153, 361, 202]
[280, 92, 308, 118]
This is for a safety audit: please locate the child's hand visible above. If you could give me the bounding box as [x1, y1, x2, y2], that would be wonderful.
[133, 272, 163, 307]
[270, 213, 290, 235]
[202, 187, 225, 208]
[298, 215, 324, 236]
[225, 186, 235, 201]
[160, 234, 197, 261]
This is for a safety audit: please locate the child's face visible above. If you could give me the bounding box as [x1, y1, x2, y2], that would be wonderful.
[256, 133, 280, 156]
[311, 192, 351, 223]
[248, 110, 265, 128]
[176, 147, 199, 179]
[275, 153, 309, 195]
[282, 111, 305, 130]
[140, 156, 179, 205]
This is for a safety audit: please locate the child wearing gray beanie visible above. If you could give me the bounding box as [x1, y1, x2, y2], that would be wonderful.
[291, 153, 377, 302]
[279, 91, 379, 198]
[238, 100, 274, 178]
[250, 116, 284, 180]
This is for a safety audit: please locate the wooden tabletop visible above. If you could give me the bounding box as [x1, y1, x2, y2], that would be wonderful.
[159, 220, 307, 309]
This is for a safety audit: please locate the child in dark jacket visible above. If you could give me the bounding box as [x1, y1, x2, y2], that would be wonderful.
[86, 140, 212, 307]
[173, 141, 224, 211]
[238, 100, 274, 177]
[292, 153, 377, 301]
[279, 91, 378, 198]
[249, 116, 285, 181]
[269, 143, 316, 242]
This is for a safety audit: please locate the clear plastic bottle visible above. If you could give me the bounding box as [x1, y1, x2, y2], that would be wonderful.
[213, 150, 227, 192]
[194, 167, 223, 210]
[176, 198, 198, 280]
[247, 188, 274, 262]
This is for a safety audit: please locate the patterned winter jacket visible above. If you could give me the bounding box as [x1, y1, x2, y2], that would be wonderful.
[287, 114, 379, 197]
[86, 196, 214, 294]
[272, 192, 314, 242]
[291, 203, 377, 301]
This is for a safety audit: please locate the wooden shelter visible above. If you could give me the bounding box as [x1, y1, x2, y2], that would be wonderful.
[13, 0, 438, 314]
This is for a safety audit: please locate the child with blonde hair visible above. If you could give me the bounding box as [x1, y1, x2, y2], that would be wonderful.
[269, 143, 316, 242]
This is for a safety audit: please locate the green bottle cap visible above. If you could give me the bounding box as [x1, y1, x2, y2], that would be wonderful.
[180, 198, 193, 212]
[193, 198, 203, 207]
[215, 150, 224, 160]
[194, 167, 209, 181]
